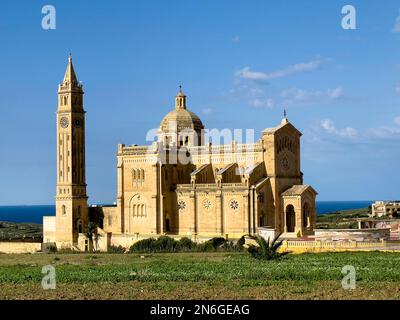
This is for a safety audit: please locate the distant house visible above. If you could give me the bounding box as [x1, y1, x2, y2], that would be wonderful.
[371, 201, 400, 218]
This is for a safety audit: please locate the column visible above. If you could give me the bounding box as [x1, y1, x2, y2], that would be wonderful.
[243, 191, 249, 234]
[117, 156, 124, 233]
[249, 188, 254, 235]
[254, 190, 258, 234]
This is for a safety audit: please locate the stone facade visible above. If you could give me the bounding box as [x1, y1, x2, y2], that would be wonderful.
[44, 57, 318, 249]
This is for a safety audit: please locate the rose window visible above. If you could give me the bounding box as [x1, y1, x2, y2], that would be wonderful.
[230, 199, 239, 211]
[178, 200, 186, 211]
[203, 199, 212, 210]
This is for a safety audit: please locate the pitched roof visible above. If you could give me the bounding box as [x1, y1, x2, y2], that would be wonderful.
[262, 118, 302, 136]
[282, 185, 318, 196]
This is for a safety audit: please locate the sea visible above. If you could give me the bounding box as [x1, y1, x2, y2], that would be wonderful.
[0, 201, 373, 224]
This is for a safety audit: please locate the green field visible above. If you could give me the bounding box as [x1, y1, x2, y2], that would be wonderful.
[0, 221, 42, 241]
[1, 251, 400, 300]
[316, 207, 370, 229]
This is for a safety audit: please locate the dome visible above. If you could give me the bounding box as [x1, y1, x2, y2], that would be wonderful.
[159, 88, 204, 134]
[160, 108, 204, 133]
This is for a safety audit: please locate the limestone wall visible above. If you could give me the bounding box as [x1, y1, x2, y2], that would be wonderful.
[0, 242, 42, 254]
[314, 228, 390, 241]
[43, 216, 56, 243]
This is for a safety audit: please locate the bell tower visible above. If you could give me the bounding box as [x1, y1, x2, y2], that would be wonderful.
[55, 55, 88, 245]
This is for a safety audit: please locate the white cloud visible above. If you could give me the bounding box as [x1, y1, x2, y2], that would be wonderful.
[282, 87, 322, 102]
[393, 13, 400, 33]
[328, 86, 344, 99]
[316, 116, 400, 143]
[249, 98, 274, 109]
[360, 117, 400, 140]
[320, 119, 336, 134]
[235, 67, 268, 81]
[202, 108, 214, 115]
[395, 84, 400, 94]
[320, 119, 357, 138]
[367, 126, 400, 139]
[235, 58, 330, 82]
[232, 36, 240, 42]
[281, 86, 343, 105]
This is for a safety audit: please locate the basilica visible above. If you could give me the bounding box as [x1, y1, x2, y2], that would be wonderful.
[43, 57, 317, 249]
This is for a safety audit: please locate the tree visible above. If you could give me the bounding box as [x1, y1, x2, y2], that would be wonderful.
[247, 233, 287, 260]
[85, 221, 100, 252]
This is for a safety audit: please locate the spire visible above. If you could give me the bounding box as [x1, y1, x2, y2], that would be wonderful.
[62, 53, 79, 87]
[281, 108, 289, 125]
[175, 85, 186, 110]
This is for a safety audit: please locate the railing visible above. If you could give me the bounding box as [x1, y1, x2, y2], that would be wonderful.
[122, 146, 156, 155]
[222, 183, 246, 187]
[284, 240, 387, 249]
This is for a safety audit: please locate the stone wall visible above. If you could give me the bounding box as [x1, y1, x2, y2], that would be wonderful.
[0, 242, 42, 254]
[43, 216, 56, 243]
[314, 228, 391, 241]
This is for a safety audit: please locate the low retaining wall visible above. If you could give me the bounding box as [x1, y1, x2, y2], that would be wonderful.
[281, 240, 390, 253]
[314, 228, 390, 241]
[0, 242, 42, 254]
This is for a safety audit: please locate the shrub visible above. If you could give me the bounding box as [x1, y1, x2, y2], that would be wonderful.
[247, 233, 287, 260]
[196, 237, 227, 252]
[208, 237, 226, 248]
[154, 235, 177, 252]
[129, 235, 247, 253]
[196, 241, 216, 252]
[176, 237, 196, 252]
[129, 238, 157, 253]
[236, 235, 246, 249]
[107, 245, 126, 253]
[42, 243, 57, 253]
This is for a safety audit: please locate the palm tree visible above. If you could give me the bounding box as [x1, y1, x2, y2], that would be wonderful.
[247, 233, 287, 260]
[85, 221, 100, 252]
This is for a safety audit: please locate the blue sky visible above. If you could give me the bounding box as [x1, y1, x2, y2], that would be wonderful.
[0, 0, 399, 204]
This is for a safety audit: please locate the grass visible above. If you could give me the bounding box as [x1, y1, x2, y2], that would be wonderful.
[1, 251, 400, 299]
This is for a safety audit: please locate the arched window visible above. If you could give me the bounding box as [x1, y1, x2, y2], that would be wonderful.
[141, 169, 145, 181]
[77, 220, 83, 233]
[132, 205, 136, 217]
[62, 205, 66, 215]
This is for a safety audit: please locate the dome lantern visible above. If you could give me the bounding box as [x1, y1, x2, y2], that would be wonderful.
[175, 85, 187, 110]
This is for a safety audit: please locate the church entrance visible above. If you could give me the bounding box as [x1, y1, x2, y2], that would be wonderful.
[286, 205, 295, 233]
